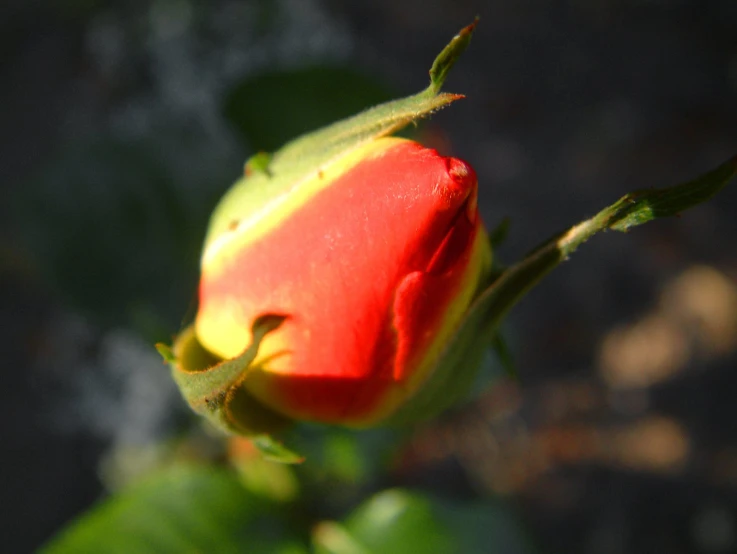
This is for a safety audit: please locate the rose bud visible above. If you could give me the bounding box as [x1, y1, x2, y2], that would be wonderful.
[194, 136, 491, 426]
[163, 21, 491, 439]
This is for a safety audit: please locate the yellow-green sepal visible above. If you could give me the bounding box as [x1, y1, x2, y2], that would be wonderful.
[159, 315, 303, 463]
[203, 21, 478, 260]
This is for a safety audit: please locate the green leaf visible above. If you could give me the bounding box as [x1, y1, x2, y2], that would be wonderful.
[12, 138, 204, 337]
[313, 489, 538, 554]
[41, 465, 307, 554]
[313, 490, 455, 554]
[231, 449, 301, 502]
[387, 153, 737, 424]
[205, 22, 477, 257]
[321, 432, 366, 484]
[223, 67, 396, 152]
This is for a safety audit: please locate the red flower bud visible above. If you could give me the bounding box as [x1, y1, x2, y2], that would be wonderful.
[161, 21, 492, 443]
[195, 137, 491, 425]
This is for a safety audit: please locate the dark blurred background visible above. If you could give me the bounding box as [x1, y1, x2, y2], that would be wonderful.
[2, 1, 737, 552]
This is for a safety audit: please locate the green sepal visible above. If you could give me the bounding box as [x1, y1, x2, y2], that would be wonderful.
[428, 18, 477, 94]
[251, 434, 305, 465]
[204, 22, 477, 254]
[488, 217, 511, 249]
[167, 315, 295, 441]
[491, 332, 516, 379]
[172, 314, 284, 412]
[386, 153, 737, 425]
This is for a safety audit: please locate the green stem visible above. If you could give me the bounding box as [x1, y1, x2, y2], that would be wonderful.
[480, 153, 737, 336]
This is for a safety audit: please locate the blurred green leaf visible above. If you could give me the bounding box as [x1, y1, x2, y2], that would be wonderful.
[13, 138, 211, 339]
[232, 448, 300, 502]
[313, 489, 454, 554]
[223, 66, 395, 152]
[252, 434, 305, 465]
[223, 21, 478, 153]
[41, 465, 308, 554]
[313, 489, 538, 554]
[285, 426, 401, 513]
[322, 432, 366, 484]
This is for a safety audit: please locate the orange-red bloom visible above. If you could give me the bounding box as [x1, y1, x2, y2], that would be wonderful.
[195, 137, 491, 426]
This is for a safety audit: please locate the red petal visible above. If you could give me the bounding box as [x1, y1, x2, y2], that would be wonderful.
[197, 139, 485, 424]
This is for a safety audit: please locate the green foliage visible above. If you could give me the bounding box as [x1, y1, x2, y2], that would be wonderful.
[314, 490, 455, 554]
[40, 465, 307, 554]
[224, 67, 395, 152]
[232, 450, 301, 502]
[313, 489, 536, 554]
[41, 462, 535, 554]
[13, 138, 209, 340]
